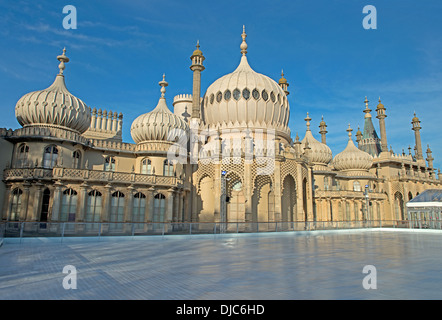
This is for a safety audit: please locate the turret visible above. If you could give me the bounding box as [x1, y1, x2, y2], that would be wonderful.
[411, 112, 424, 162]
[190, 41, 205, 120]
[376, 97, 388, 152]
[319, 116, 327, 144]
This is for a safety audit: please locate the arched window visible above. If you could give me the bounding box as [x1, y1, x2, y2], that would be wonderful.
[86, 190, 102, 223]
[17, 144, 29, 168]
[354, 202, 359, 220]
[324, 176, 330, 191]
[43, 145, 58, 168]
[141, 158, 152, 174]
[153, 193, 166, 224]
[60, 189, 77, 222]
[345, 202, 351, 221]
[104, 156, 116, 172]
[110, 191, 125, 229]
[9, 188, 23, 221]
[133, 192, 146, 223]
[353, 181, 361, 192]
[72, 150, 81, 169]
[163, 160, 174, 176]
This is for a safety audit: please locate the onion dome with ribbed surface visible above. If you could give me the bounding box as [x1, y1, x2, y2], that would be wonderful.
[15, 48, 91, 134]
[301, 113, 332, 165]
[131, 75, 189, 144]
[201, 26, 290, 140]
[333, 125, 373, 172]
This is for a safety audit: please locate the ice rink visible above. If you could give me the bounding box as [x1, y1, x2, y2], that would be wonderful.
[1, 229, 442, 300]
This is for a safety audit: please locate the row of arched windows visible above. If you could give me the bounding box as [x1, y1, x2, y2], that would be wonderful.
[16, 144, 82, 169]
[8, 187, 167, 223]
[16, 144, 176, 176]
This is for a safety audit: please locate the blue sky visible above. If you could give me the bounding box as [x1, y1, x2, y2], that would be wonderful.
[1, 0, 441, 169]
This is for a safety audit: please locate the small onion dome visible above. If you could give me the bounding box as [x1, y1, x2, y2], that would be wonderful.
[376, 97, 385, 110]
[301, 113, 332, 165]
[192, 40, 203, 57]
[15, 48, 91, 134]
[278, 70, 288, 85]
[333, 125, 373, 172]
[412, 112, 420, 123]
[131, 75, 189, 144]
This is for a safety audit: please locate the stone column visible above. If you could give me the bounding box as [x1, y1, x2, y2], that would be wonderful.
[124, 185, 134, 222]
[77, 182, 88, 222]
[166, 188, 175, 222]
[51, 181, 63, 221]
[273, 160, 282, 222]
[146, 187, 155, 223]
[244, 162, 253, 224]
[2, 185, 12, 220]
[102, 184, 112, 222]
[183, 190, 190, 222]
[213, 162, 221, 222]
[20, 184, 31, 221]
[306, 166, 314, 221]
[31, 183, 43, 221]
[172, 189, 178, 222]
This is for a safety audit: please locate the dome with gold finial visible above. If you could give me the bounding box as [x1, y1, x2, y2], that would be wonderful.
[192, 40, 203, 57]
[333, 124, 373, 172]
[202, 26, 290, 141]
[278, 70, 288, 85]
[15, 48, 91, 134]
[131, 75, 189, 144]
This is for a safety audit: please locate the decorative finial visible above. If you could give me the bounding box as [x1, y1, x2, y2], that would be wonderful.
[240, 25, 248, 56]
[56, 47, 69, 75]
[304, 112, 312, 131]
[159, 73, 168, 98]
[347, 124, 353, 139]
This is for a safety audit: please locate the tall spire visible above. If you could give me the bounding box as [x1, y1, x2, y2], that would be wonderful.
[375, 96, 388, 152]
[412, 112, 424, 162]
[190, 40, 205, 119]
[240, 25, 248, 56]
[57, 47, 69, 75]
[319, 115, 327, 144]
[360, 96, 382, 156]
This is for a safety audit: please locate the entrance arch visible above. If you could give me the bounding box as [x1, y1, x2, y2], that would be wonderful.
[281, 175, 296, 222]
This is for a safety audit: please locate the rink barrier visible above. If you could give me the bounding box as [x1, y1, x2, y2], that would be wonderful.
[1, 219, 439, 242]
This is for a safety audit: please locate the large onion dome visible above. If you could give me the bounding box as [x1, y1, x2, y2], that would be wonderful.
[131, 75, 189, 144]
[15, 48, 91, 134]
[333, 125, 373, 172]
[201, 27, 290, 140]
[301, 113, 332, 165]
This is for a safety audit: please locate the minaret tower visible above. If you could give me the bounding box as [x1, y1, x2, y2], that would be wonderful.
[376, 97, 388, 152]
[190, 40, 205, 120]
[356, 126, 363, 146]
[278, 70, 290, 96]
[319, 116, 327, 144]
[426, 145, 434, 169]
[411, 112, 424, 162]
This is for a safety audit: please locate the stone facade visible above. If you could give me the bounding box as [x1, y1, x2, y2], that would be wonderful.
[1, 30, 441, 229]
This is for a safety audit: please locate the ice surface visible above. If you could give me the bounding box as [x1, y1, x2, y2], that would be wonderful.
[1, 229, 442, 300]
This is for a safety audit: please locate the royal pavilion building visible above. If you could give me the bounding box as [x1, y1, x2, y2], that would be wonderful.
[1, 28, 441, 234]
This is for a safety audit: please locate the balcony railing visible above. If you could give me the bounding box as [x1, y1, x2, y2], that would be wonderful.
[2, 220, 438, 243]
[3, 167, 184, 186]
